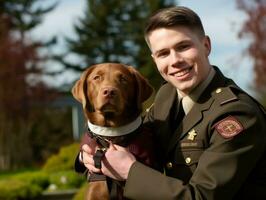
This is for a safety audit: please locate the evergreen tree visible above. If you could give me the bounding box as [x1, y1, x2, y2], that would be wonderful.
[64, 0, 176, 89]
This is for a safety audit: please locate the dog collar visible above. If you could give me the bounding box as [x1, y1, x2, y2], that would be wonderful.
[87, 116, 142, 137]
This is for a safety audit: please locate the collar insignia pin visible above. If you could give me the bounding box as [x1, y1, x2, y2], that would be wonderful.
[187, 129, 197, 141]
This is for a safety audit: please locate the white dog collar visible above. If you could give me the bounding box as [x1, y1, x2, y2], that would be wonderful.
[87, 116, 142, 137]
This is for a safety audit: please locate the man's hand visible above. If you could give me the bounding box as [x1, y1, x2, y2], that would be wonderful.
[81, 140, 101, 173]
[101, 143, 136, 181]
[81, 139, 136, 181]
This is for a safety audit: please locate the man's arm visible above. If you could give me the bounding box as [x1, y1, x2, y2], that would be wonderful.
[100, 111, 266, 199]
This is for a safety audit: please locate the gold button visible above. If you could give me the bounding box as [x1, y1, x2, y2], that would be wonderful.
[185, 157, 191, 164]
[216, 88, 222, 93]
[166, 162, 173, 169]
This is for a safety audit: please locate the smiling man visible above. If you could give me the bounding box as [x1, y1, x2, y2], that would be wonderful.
[148, 22, 211, 97]
[82, 6, 266, 200]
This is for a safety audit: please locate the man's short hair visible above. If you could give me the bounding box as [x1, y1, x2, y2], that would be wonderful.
[144, 6, 206, 46]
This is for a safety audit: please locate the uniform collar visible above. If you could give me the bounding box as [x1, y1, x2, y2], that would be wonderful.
[177, 67, 216, 115]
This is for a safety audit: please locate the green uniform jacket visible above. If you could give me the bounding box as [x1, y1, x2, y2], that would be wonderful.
[124, 67, 266, 200]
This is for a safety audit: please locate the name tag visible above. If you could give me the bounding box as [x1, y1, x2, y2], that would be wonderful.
[180, 142, 199, 148]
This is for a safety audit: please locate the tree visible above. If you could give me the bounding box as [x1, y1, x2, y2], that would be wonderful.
[236, 0, 266, 101]
[63, 0, 176, 89]
[0, 0, 58, 170]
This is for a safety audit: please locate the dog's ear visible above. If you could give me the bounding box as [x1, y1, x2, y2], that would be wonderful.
[72, 66, 95, 109]
[72, 79, 83, 103]
[128, 66, 154, 105]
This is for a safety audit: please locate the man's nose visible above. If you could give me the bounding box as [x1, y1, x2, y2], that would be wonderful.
[170, 50, 183, 66]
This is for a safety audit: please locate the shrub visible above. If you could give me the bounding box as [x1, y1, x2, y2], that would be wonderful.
[0, 171, 50, 200]
[47, 170, 84, 190]
[42, 143, 80, 172]
[0, 179, 42, 200]
[13, 171, 49, 189]
[0, 143, 85, 200]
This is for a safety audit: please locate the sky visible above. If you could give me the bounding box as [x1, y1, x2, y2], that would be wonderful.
[32, 0, 254, 94]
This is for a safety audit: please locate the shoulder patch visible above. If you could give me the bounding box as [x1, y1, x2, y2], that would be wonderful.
[214, 116, 244, 138]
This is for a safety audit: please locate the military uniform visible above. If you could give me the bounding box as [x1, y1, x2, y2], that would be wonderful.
[123, 66, 266, 200]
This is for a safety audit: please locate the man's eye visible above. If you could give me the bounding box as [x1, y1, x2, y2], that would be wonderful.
[176, 44, 191, 51]
[157, 51, 168, 58]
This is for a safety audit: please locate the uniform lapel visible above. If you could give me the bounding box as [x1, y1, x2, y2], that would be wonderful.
[154, 83, 177, 120]
[166, 67, 227, 154]
[167, 98, 214, 154]
[180, 98, 214, 139]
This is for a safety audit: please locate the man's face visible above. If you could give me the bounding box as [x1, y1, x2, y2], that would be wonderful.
[149, 27, 211, 96]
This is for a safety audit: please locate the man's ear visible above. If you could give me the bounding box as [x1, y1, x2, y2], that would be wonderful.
[204, 35, 211, 56]
[71, 66, 95, 109]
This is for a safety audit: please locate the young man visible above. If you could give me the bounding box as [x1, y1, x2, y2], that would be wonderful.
[81, 6, 266, 199]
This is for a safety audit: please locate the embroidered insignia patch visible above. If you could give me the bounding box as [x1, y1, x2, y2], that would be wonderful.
[215, 116, 244, 138]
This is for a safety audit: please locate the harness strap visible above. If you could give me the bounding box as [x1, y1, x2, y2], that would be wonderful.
[88, 172, 106, 182]
[87, 128, 110, 148]
[93, 149, 106, 169]
[86, 127, 135, 193]
[87, 148, 107, 182]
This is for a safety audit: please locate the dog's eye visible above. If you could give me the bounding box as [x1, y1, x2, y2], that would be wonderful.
[92, 75, 101, 81]
[119, 76, 128, 84]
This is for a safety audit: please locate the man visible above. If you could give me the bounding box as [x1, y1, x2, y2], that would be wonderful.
[81, 6, 266, 199]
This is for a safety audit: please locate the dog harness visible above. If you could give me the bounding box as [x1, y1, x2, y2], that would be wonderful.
[86, 116, 143, 182]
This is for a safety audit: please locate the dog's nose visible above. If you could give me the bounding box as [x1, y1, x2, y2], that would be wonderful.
[102, 87, 117, 97]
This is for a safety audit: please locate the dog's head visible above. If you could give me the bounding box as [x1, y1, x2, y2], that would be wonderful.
[72, 63, 153, 127]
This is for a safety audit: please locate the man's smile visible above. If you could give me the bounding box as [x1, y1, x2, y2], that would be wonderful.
[170, 66, 193, 78]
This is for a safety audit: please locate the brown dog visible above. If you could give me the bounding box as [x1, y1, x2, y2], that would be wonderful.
[72, 63, 157, 200]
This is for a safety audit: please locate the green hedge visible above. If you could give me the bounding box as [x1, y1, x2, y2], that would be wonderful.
[14, 171, 49, 189]
[48, 170, 84, 190]
[0, 178, 43, 200]
[42, 143, 80, 172]
[43, 142, 85, 191]
[0, 142, 86, 200]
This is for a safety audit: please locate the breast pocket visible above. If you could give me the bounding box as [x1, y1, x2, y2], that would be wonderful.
[165, 140, 206, 184]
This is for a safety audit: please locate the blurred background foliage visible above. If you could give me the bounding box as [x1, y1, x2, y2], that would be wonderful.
[0, 0, 176, 171]
[0, 0, 265, 199]
[236, 0, 266, 104]
[59, 0, 176, 89]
